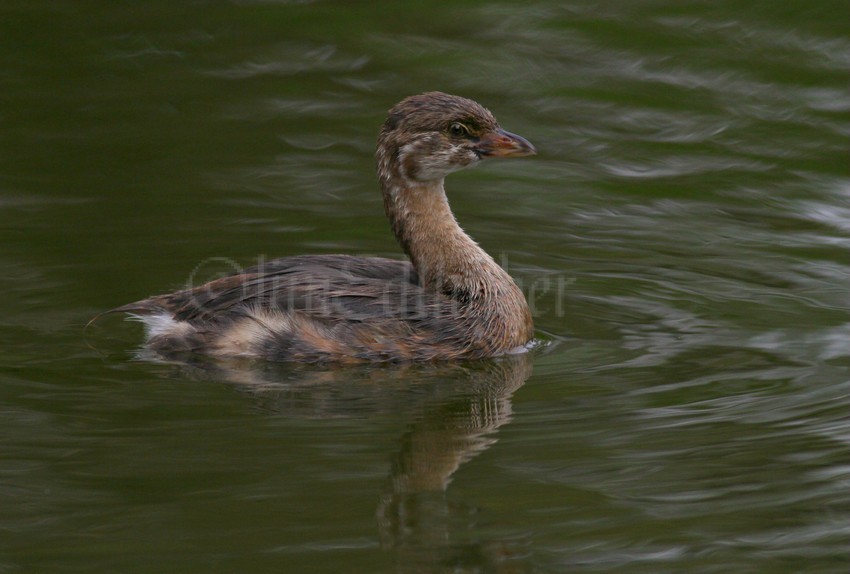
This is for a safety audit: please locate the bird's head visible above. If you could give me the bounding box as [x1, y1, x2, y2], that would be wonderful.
[377, 92, 536, 183]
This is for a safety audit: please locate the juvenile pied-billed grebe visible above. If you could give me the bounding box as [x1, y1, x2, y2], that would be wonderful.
[113, 92, 536, 362]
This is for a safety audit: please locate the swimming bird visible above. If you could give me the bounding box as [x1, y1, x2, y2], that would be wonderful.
[111, 92, 536, 362]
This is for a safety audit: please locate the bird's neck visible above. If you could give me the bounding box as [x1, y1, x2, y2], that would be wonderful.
[376, 153, 535, 351]
[384, 178, 496, 295]
[381, 174, 532, 338]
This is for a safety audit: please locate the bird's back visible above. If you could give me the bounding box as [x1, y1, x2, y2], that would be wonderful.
[114, 254, 494, 362]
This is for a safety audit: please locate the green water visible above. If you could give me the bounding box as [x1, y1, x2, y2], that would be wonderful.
[2, 1, 849, 572]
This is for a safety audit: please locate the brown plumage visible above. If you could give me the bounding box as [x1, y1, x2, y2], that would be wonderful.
[111, 92, 537, 362]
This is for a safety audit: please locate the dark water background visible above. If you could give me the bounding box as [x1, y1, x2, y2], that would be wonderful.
[2, 1, 849, 572]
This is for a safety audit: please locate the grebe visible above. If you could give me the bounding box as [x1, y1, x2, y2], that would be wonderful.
[112, 92, 536, 362]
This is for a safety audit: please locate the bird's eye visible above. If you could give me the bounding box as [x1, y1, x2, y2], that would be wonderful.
[448, 122, 469, 137]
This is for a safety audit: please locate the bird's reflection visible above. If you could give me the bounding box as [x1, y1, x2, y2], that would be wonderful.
[375, 354, 532, 573]
[130, 350, 533, 572]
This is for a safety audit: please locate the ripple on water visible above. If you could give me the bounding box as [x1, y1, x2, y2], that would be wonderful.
[3, 1, 849, 571]
[207, 42, 370, 79]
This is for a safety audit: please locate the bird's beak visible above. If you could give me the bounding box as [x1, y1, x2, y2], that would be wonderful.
[475, 128, 537, 158]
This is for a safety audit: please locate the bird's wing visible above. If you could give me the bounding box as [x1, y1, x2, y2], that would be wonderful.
[112, 255, 446, 325]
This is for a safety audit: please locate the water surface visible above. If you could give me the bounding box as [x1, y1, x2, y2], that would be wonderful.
[1, 1, 849, 572]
